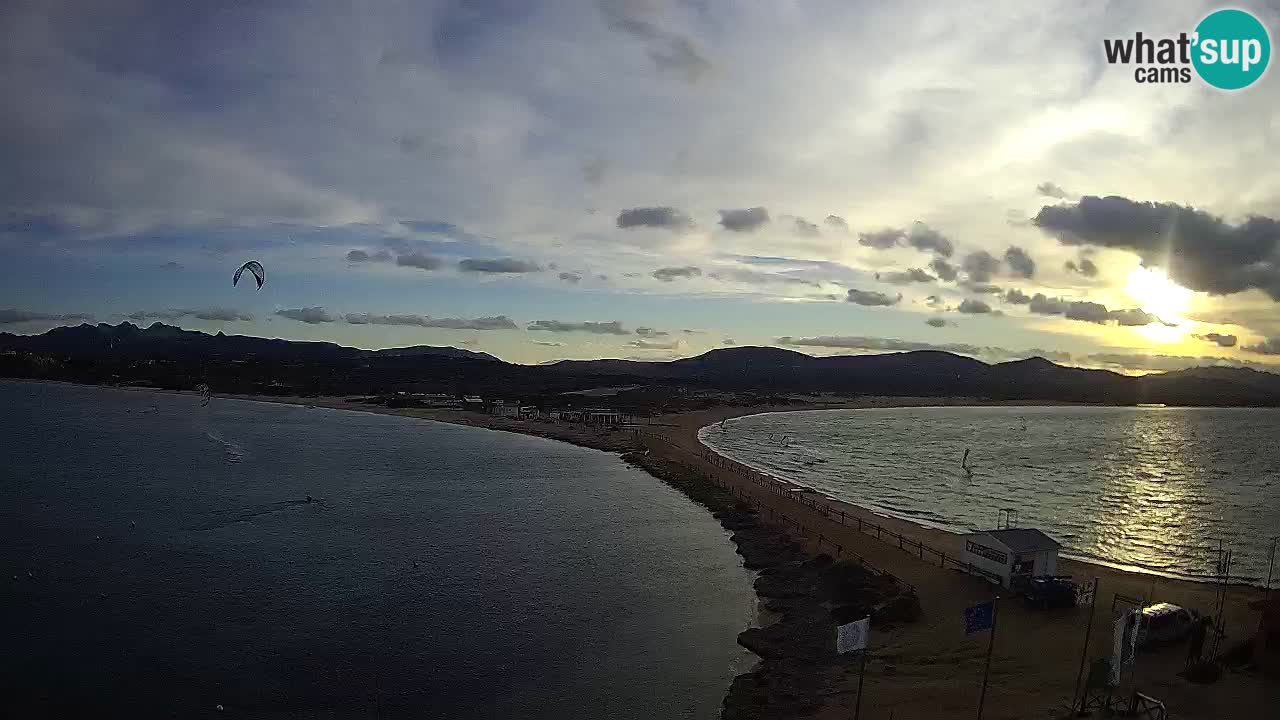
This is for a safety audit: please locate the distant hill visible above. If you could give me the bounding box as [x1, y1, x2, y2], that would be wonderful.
[370, 345, 499, 362]
[3, 322, 1280, 407]
[0, 322, 497, 362]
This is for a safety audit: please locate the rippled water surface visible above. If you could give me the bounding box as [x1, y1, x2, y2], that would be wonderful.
[701, 406, 1280, 583]
[2, 381, 755, 718]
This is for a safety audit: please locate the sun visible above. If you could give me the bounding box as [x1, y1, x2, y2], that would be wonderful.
[1125, 267, 1193, 344]
[1126, 266, 1191, 320]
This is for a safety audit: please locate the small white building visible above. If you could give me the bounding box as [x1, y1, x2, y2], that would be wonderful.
[961, 528, 1061, 588]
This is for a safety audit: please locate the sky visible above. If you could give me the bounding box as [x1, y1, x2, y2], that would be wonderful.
[4, 0, 1280, 372]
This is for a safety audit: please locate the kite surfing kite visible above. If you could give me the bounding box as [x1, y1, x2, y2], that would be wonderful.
[233, 260, 265, 290]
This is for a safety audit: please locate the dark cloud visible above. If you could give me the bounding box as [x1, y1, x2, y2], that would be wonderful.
[558, 272, 583, 284]
[1004, 246, 1036, 278]
[1064, 300, 1111, 324]
[599, 0, 711, 82]
[528, 320, 630, 335]
[1026, 294, 1158, 326]
[930, 257, 958, 282]
[348, 249, 392, 263]
[775, 336, 1072, 364]
[1028, 293, 1066, 316]
[960, 281, 1003, 295]
[1005, 288, 1032, 304]
[846, 289, 901, 306]
[128, 308, 252, 322]
[459, 258, 541, 273]
[1033, 195, 1280, 300]
[825, 215, 849, 231]
[718, 207, 770, 232]
[879, 268, 935, 285]
[859, 223, 953, 257]
[958, 299, 993, 314]
[652, 266, 702, 282]
[961, 251, 1000, 283]
[925, 317, 950, 328]
[396, 253, 443, 271]
[777, 335, 984, 356]
[1064, 258, 1099, 277]
[627, 338, 680, 350]
[858, 228, 900, 249]
[906, 223, 954, 257]
[1106, 308, 1161, 326]
[616, 206, 693, 230]
[1036, 182, 1072, 199]
[275, 307, 334, 324]
[1243, 337, 1280, 355]
[343, 313, 517, 330]
[0, 308, 93, 324]
[635, 327, 669, 337]
[192, 308, 251, 322]
[1086, 353, 1252, 372]
[1193, 332, 1238, 348]
[791, 217, 820, 237]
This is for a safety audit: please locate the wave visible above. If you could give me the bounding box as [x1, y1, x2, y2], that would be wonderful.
[205, 429, 246, 464]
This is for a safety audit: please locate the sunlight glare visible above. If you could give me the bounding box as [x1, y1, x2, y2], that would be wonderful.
[1126, 267, 1191, 320]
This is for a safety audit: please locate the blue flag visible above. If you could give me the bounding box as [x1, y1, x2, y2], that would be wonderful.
[964, 601, 995, 634]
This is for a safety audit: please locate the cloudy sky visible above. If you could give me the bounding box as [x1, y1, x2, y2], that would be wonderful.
[4, 0, 1280, 372]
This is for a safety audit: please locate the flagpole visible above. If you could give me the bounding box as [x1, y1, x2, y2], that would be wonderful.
[853, 647, 868, 720]
[976, 595, 1000, 720]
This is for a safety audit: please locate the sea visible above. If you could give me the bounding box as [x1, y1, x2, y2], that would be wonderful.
[0, 381, 756, 718]
[700, 406, 1280, 584]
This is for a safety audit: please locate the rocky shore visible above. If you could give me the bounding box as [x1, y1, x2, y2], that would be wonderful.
[622, 450, 921, 719]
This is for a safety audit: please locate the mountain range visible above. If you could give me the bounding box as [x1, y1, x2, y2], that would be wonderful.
[3, 322, 1280, 407]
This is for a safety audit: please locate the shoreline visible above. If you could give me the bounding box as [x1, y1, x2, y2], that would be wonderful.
[11, 379, 1274, 717]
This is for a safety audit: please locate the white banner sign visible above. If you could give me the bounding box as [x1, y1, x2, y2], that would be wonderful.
[836, 617, 870, 654]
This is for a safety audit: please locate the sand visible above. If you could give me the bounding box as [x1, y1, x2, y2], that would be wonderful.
[128, 390, 1280, 717]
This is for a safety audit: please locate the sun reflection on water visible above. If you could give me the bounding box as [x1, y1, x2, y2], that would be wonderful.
[701, 406, 1280, 582]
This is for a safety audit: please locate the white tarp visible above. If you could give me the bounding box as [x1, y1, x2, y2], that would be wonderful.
[1111, 611, 1138, 685]
[836, 617, 870, 654]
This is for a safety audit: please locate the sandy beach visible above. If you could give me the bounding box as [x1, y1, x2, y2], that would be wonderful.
[111, 387, 1280, 718]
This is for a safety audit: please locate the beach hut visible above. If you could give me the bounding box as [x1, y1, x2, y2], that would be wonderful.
[961, 528, 1061, 588]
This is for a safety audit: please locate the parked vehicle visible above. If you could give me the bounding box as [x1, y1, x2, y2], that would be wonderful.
[1135, 603, 1200, 648]
[1013, 575, 1078, 609]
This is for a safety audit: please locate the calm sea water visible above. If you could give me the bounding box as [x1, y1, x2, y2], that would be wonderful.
[701, 406, 1280, 584]
[1, 381, 755, 718]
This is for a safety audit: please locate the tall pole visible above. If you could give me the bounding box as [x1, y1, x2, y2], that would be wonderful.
[1071, 578, 1100, 713]
[854, 648, 869, 720]
[976, 596, 1000, 720]
[1260, 537, 1277, 638]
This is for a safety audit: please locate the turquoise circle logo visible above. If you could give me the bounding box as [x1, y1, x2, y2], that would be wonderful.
[1192, 9, 1271, 89]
